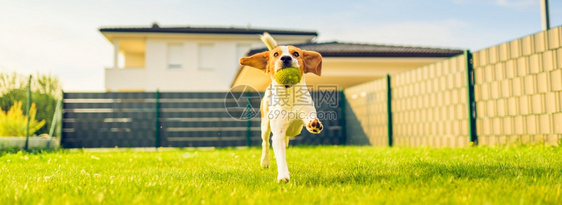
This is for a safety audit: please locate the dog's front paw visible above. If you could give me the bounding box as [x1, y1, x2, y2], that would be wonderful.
[306, 118, 323, 134]
[261, 158, 270, 169]
[277, 174, 290, 183]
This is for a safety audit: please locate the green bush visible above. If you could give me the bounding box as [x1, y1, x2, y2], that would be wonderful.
[0, 72, 61, 135]
[0, 101, 46, 136]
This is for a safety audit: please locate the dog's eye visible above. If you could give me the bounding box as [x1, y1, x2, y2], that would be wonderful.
[293, 52, 299, 57]
[273, 52, 279, 57]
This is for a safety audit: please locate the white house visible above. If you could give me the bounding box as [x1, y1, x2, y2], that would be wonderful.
[101, 23, 317, 92]
[102, 23, 464, 92]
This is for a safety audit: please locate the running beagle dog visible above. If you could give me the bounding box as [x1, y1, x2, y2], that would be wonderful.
[239, 33, 323, 182]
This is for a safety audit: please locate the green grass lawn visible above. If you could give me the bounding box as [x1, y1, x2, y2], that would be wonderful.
[1, 146, 562, 204]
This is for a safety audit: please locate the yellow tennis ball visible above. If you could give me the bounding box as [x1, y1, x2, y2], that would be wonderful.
[275, 67, 301, 86]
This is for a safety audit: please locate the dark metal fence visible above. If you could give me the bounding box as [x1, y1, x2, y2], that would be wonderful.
[61, 91, 345, 148]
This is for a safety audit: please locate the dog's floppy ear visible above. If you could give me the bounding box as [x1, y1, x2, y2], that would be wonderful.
[303, 50, 322, 76]
[240, 51, 269, 73]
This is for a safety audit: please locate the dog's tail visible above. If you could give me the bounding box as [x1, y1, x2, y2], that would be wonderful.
[260, 32, 277, 51]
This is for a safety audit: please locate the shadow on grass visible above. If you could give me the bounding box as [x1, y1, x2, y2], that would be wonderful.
[0, 146, 62, 156]
[292, 162, 560, 186]
[170, 161, 558, 187]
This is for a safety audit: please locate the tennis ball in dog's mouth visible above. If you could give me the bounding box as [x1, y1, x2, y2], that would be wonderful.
[275, 67, 302, 86]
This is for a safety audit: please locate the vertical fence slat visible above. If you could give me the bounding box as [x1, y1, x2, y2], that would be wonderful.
[339, 89, 347, 145]
[246, 91, 252, 147]
[154, 90, 160, 148]
[25, 75, 32, 150]
[465, 50, 478, 145]
[386, 74, 394, 147]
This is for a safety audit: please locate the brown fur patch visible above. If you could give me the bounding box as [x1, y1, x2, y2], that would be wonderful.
[239, 51, 269, 73]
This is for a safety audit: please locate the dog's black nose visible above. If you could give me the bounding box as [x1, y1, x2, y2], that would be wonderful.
[280, 56, 292, 63]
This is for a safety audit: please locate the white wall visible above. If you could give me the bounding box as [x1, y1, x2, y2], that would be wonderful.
[142, 38, 261, 91]
[105, 68, 147, 91]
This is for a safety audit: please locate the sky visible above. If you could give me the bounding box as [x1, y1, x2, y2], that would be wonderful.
[0, 0, 561, 91]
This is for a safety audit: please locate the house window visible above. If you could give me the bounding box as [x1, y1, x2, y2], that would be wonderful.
[167, 43, 183, 69]
[199, 43, 215, 70]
